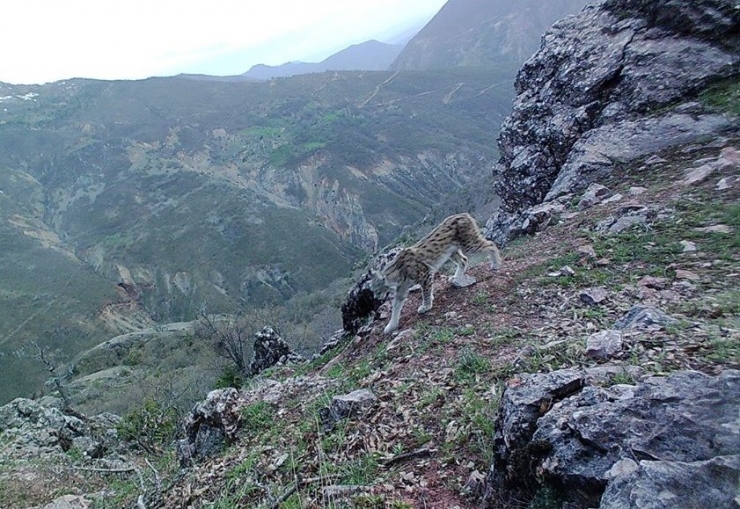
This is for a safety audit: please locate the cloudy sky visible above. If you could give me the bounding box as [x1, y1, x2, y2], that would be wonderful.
[1, 0, 447, 84]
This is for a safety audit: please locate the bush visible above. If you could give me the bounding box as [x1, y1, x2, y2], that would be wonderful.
[116, 399, 178, 454]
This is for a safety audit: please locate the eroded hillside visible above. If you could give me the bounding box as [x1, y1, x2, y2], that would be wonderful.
[0, 68, 515, 403]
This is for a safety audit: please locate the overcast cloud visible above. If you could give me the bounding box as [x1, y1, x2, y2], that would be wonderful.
[0, 0, 446, 84]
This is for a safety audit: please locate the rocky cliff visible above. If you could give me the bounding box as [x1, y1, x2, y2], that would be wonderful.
[486, 0, 740, 243]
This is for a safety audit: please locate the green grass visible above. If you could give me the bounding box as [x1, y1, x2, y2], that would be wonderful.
[698, 78, 740, 115]
[241, 401, 275, 433]
[455, 348, 492, 383]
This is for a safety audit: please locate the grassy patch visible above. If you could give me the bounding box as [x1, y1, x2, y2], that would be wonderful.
[698, 78, 740, 115]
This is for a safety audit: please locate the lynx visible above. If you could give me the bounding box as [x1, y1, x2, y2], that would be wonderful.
[371, 213, 502, 334]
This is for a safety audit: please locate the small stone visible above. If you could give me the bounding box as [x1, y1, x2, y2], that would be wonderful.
[450, 274, 477, 288]
[580, 287, 608, 306]
[675, 269, 700, 281]
[605, 458, 640, 479]
[645, 155, 666, 165]
[716, 178, 731, 190]
[680, 240, 697, 253]
[609, 215, 646, 233]
[560, 265, 576, 276]
[719, 146, 740, 164]
[578, 183, 610, 209]
[586, 330, 623, 359]
[614, 305, 677, 330]
[638, 276, 669, 289]
[601, 193, 623, 204]
[578, 244, 597, 259]
[683, 164, 714, 185]
[695, 224, 733, 234]
[628, 186, 647, 196]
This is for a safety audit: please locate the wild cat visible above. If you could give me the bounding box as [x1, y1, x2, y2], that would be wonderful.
[370, 213, 502, 334]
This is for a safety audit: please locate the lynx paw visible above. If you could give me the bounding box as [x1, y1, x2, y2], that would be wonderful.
[384, 322, 398, 334]
[417, 303, 432, 314]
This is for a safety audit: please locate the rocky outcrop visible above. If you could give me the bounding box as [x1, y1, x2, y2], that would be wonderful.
[0, 398, 121, 460]
[486, 0, 740, 243]
[483, 368, 740, 508]
[249, 326, 305, 376]
[177, 388, 246, 467]
[340, 248, 401, 334]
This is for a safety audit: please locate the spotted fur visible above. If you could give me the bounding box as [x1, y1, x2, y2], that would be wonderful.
[371, 213, 502, 334]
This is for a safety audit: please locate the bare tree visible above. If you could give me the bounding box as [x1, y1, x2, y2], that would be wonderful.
[18, 340, 74, 411]
[196, 313, 251, 376]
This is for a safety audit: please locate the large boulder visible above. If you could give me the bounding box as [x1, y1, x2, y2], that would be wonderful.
[486, 0, 740, 243]
[0, 398, 121, 460]
[249, 326, 304, 376]
[177, 388, 246, 466]
[340, 248, 401, 334]
[482, 368, 740, 508]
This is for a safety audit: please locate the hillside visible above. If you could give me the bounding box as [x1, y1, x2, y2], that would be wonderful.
[390, 0, 589, 70]
[0, 67, 515, 404]
[0, 0, 738, 508]
[2, 131, 737, 509]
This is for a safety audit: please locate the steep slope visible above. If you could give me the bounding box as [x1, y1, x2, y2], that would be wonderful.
[4, 132, 736, 509]
[390, 0, 590, 70]
[243, 40, 403, 80]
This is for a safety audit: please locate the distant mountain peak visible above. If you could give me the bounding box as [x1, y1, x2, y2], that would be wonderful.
[243, 40, 403, 81]
[391, 0, 590, 70]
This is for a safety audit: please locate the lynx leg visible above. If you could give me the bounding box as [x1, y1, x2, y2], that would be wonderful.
[385, 288, 409, 334]
[418, 273, 434, 314]
[488, 242, 502, 271]
[450, 249, 468, 281]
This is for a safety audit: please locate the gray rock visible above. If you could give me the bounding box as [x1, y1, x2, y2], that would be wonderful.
[178, 388, 246, 466]
[645, 155, 667, 165]
[486, 0, 739, 242]
[450, 274, 477, 288]
[249, 326, 304, 376]
[579, 287, 609, 306]
[601, 455, 740, 509]
[596, 206, 658, 234]
[484, 369, 740, 508]
[578, 183, 610, 209]
[683, 164, 715, 185]
[614, 305, 677, 330]
[38, 495, 92, 509]
[0, 398, 120, 461]
[585, 330, 623, 359]
[319, 389, 377, 432]
[680, 240, 697, 252]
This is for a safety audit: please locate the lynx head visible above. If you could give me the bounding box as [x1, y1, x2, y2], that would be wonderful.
[369, 269, 390, 297]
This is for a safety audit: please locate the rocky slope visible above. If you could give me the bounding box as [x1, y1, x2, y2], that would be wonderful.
[485, 0, 740, 244]
[391, 0, 589, 70]
[1, 0, 738, 507]
[2, 129, 737, 509]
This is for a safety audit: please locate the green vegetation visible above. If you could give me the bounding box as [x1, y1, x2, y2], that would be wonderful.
[698, 78, 740, 115]
[116, 399, 178, 454]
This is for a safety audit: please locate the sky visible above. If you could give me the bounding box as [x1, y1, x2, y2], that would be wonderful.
[0, 0, 447, 85]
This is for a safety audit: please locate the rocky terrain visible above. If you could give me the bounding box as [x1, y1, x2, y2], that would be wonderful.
[2, 131, 737, 508]
[0, 0, 738, 508]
